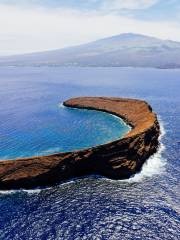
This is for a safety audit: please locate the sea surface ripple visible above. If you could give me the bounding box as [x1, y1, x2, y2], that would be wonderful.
[0, 67, 179, 240]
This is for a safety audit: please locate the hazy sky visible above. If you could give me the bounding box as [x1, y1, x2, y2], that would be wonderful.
[1, 0, 180, 55]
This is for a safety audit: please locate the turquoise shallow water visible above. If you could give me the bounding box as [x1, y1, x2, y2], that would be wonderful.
[0, 67, 179, 240]
[0, 100, 129, 160]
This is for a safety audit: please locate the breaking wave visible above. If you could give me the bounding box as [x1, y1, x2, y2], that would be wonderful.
[0, 189, 43, 195]
[121, 118, 166, 183]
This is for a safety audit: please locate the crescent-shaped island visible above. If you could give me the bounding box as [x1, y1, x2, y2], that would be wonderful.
[0, 97, 160, 190]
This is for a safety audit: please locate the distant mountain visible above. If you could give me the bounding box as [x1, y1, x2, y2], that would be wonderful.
[1, 33, 180, 68]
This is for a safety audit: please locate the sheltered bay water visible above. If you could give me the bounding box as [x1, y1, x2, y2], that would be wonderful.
[0, 104, 129, 160]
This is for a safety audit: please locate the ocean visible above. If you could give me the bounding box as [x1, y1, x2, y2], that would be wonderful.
[0, 67, 179, 239]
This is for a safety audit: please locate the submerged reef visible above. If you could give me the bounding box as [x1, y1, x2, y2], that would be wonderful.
[0, 97, 160, 189]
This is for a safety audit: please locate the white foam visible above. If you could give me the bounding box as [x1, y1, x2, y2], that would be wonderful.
[0, 188, 51, 195]
[0, 190, 17, 195]
[101, 118, 166, 184]
[122, 118, 166, 183]
[58, 103, 65, 108]
[127, 142, 166, 183]
[109, 113, 132, 130]
[40, 147, 61, 155]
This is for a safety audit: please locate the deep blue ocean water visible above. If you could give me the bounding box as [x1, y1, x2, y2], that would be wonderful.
[0, 67, 179, 239]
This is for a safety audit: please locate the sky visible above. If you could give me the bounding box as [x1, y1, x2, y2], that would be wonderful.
[0, 0, 180, 55]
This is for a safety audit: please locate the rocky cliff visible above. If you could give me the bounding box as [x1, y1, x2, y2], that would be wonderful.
[0, 97, 160, 190]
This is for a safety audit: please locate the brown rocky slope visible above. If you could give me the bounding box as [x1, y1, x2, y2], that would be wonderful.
[0, 97, 160, 190]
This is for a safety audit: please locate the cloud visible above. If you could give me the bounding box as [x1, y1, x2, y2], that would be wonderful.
[101, 0, 159, 10]
[0, 0, 160, 10]
[0, 3, 180, 55]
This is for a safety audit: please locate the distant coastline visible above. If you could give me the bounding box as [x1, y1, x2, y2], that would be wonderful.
[1, 33, 180, 69]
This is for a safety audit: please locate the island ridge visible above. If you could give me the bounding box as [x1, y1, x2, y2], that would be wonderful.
[0, 97, 160, 190]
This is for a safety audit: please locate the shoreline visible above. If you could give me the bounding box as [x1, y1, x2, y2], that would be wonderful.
[0, 97, 160, 190]
[1, 107, 130, 161]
